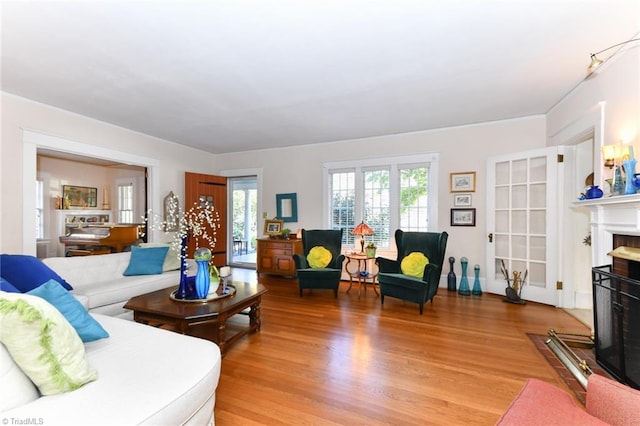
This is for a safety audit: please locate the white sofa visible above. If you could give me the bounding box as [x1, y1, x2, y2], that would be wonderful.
[1, 252, 221, 425]
[2, 314, 221, 425]
[43, 251, 188, 318]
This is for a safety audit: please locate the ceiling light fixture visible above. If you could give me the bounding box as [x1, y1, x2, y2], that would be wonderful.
[588, 38, 640, 74]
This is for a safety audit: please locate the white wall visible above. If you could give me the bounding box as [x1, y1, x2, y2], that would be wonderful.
[1, 93, 220, 255]
[547, 43, 640, 309]
[3, 45, 635, 303]
[214, 116, 547, 275]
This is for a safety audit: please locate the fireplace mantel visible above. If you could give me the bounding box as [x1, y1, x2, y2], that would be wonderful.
[573, 194, 640, 208]
[574, 194, 640, 267]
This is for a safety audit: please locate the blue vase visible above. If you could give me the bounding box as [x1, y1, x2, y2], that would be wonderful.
[195, 260, 210, 299]
[623, 159, 638, 195]
[174, 235, 189, 300]
[194, 247, 212, 299]
[585, 185, 603, 199]
[458, 257, 470, 296]
[472, 264, 482, 296]
[447, 256, 457, 292]
[613, 165, 624, 195]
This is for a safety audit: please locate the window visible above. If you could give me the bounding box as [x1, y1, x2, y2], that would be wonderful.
[400, 166, 430, 232]
[330, 171, 356, 244]
[325, 154, 438, 249]
[117, 183, 134, 223]
[36, 179, 44, 239]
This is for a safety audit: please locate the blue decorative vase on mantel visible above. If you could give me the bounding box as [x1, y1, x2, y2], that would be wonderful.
[585, 185, 604, 199]
[623, 158, 638, 195]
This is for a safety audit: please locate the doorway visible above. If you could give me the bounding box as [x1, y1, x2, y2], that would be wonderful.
[229, 176, 257, 268]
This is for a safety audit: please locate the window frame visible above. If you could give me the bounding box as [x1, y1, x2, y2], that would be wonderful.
[323, 153, 439, 250]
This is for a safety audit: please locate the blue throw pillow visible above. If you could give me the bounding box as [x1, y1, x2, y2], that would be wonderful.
[27, 279, 109, 342]
[0, 254, 73, 292]
[123, 246, 169, 276]
[0, 277, 20, 293]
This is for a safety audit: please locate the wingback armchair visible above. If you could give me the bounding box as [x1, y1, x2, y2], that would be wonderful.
[376, 230, 448, 314]
[293, 229, 345, 297]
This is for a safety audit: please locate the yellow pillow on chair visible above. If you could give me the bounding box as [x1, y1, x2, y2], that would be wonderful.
[307, 246, 332, 268]
[401, 252, 429, 278]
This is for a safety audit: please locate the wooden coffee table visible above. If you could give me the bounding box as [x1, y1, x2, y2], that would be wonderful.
[124, 282, 267, 355]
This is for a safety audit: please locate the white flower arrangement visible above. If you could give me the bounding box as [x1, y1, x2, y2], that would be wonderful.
[142, 200, 221, 262]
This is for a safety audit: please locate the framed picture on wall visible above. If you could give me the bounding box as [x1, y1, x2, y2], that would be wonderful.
[453, 193, 472, 207]
[450, 171, 476, 192]
[451, 208, 476, 226]
[62, 185, 97, 207]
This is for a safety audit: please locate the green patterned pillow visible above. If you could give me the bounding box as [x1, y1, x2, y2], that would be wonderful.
[400, 252, 429, 278]
[307, 246, 332, 268]
[0, 291, 98, 395]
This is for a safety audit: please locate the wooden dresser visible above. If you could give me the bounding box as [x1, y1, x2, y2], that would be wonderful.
[256, 238, 303, 277]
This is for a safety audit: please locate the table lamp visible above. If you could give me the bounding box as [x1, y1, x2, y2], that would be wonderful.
[351, 221, 374, 254]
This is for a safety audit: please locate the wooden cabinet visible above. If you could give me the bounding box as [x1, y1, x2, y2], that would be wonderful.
[256, 238, 303, 277]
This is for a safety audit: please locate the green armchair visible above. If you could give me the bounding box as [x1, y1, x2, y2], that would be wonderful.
[293, 229, 345, 297]
[376, 230, 448, 314]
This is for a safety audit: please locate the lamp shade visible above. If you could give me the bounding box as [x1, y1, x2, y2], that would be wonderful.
[351, 222, 374, 236]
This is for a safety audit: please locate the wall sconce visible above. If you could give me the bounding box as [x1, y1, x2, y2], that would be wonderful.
[588, 38, 640, 75]
[602, 145, 616, 168]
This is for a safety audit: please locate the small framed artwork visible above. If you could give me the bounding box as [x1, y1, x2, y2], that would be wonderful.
[62, 185, 98, 207]
[263, 218, 284, 236]
[453, 193, 472, 207]
[451, 208, 476, 227]
[450, 171, 476, 193]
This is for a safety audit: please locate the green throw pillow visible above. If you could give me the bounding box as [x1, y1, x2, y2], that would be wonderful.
[307, 246, 332, 268]
[401, 252, 429, 278]
[0, 291, 98, 395]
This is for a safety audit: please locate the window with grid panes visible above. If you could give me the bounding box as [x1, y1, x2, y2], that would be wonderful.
[325, 154, 438, 250]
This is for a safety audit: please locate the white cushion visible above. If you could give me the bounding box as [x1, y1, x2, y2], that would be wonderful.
[0, 343, 39, 411]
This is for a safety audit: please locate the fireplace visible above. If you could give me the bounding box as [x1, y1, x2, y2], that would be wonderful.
[591, 233, 640, 390]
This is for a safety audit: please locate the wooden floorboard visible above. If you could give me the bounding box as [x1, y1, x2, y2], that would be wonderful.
[215, 269, 590, 425]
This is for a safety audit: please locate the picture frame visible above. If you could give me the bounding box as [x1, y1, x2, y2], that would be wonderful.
[62, 185, 97, 208]
[263, 218, 284, 236]
[450, 171, 476, 193]
[451, 208, 476, 227]
[453, 193, 472, 207]
[276, 192, 298, 223]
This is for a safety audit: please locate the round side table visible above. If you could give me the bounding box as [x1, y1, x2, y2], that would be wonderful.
[344, 253, 379, 298]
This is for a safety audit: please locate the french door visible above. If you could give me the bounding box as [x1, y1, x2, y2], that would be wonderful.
[486, 147, 562, 305]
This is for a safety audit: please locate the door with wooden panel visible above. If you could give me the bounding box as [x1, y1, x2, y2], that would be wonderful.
[185, 172, 227, 267]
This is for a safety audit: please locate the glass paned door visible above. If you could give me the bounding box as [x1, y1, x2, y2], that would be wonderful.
[230, 176, 257, 267]
[486, 147, 560, 305]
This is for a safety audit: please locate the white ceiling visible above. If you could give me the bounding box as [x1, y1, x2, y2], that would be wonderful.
[2, 1, 639, 154]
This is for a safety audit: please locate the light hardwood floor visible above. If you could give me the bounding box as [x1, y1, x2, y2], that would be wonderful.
[215, 269, 590, 425]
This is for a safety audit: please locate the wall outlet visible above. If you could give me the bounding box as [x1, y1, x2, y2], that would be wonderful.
[263, 212, 267, 218]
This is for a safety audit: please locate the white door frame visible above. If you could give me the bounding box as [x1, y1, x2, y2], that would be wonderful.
[548, 102, 605, 309]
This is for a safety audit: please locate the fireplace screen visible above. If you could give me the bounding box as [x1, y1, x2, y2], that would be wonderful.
[592, 265, 640, 390]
